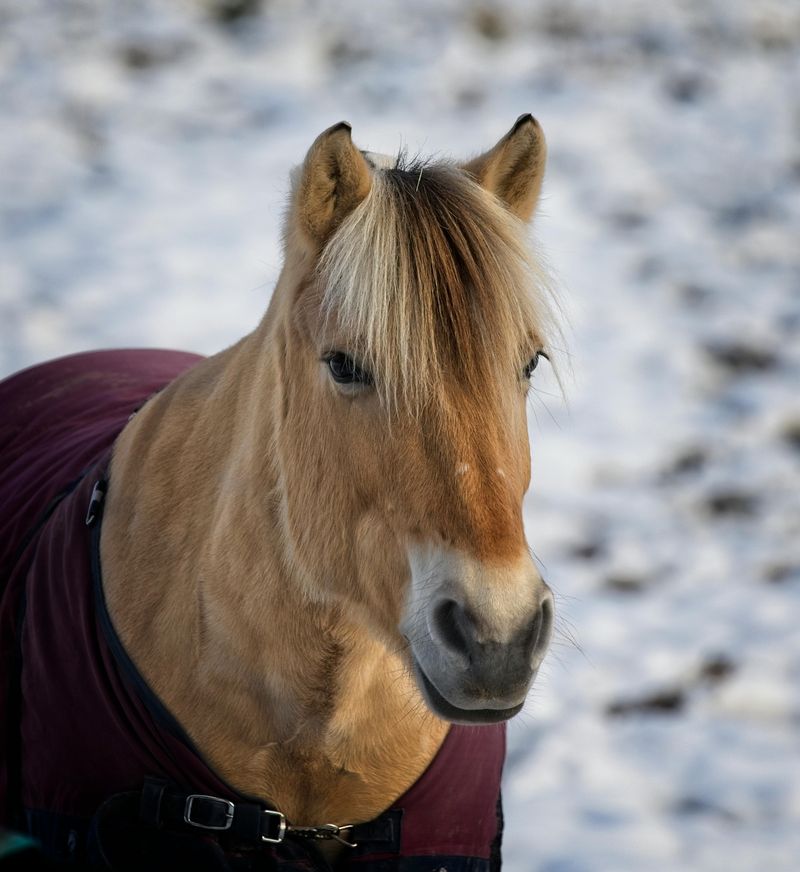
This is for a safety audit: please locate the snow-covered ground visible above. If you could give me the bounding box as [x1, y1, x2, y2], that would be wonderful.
[2, 1, 798, 869]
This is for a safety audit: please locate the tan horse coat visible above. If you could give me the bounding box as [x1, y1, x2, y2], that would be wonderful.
[100, 116, 552, 833]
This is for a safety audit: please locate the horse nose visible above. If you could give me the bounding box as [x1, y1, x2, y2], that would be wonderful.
[430, 583, 554, 670]
[430, 598, 477, 667]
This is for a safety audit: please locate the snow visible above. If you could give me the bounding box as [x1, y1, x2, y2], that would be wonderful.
[2, 1, 799, 868]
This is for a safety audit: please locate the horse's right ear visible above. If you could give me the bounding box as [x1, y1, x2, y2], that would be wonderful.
[293, 122, 372, 249]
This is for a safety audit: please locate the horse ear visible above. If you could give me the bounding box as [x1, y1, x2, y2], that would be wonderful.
[294, 121, 372, 248]
[462, 114, 546, 222]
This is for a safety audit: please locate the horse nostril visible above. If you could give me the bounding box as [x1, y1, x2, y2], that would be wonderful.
[431, 598, 475, 664]
[528, 590, 554, 670]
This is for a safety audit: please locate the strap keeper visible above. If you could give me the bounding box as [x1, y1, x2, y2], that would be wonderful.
[139, 778, 167, 828]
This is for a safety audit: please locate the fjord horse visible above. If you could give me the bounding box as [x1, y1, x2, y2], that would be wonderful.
[0, 116, 556, 868]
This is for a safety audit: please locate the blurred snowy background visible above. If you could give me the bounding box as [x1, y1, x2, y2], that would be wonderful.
[1, 0, 799, 869]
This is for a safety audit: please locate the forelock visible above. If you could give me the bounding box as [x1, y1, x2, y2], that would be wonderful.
[317, 155, 558, 411]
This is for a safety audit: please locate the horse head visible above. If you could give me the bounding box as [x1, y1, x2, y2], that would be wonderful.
[270, 117, 556, 725]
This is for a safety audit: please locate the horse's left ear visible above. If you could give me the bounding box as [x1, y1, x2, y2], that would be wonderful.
[294, 121, 373, 249]
[462, 114, 546, 222]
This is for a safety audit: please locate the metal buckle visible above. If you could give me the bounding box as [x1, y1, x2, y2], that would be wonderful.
[84, 480, 107, 526]
[260, 809, 287, 844]
[317, 824, 357, 848]
[184, 794, 235, 831]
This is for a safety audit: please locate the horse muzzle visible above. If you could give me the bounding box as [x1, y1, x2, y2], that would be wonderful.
[402, 547, 554, 724]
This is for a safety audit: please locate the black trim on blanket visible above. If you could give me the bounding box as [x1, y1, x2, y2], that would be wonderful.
[88, 473, 215, 769]
[490, 794, 503, 872]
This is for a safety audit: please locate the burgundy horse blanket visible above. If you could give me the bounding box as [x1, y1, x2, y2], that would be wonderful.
[0, 350, 505, 870]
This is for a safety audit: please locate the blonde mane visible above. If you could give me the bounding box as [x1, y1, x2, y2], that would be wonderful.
[318, 156, 557, 410]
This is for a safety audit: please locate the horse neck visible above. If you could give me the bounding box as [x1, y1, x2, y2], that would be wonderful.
[100, 284, 447, 824]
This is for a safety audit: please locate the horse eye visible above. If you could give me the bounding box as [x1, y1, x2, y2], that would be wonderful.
[523, 353, 540, 380]
[523, 350, 549, 380]
[326, 352, 372, 386]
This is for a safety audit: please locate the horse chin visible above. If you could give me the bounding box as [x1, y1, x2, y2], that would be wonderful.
[411, 657, 526, 725]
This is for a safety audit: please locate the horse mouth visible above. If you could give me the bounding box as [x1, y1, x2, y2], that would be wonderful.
[411, 657, 525, 725]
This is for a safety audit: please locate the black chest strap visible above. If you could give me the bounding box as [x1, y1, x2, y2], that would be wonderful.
[91, 779, 402, 871]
